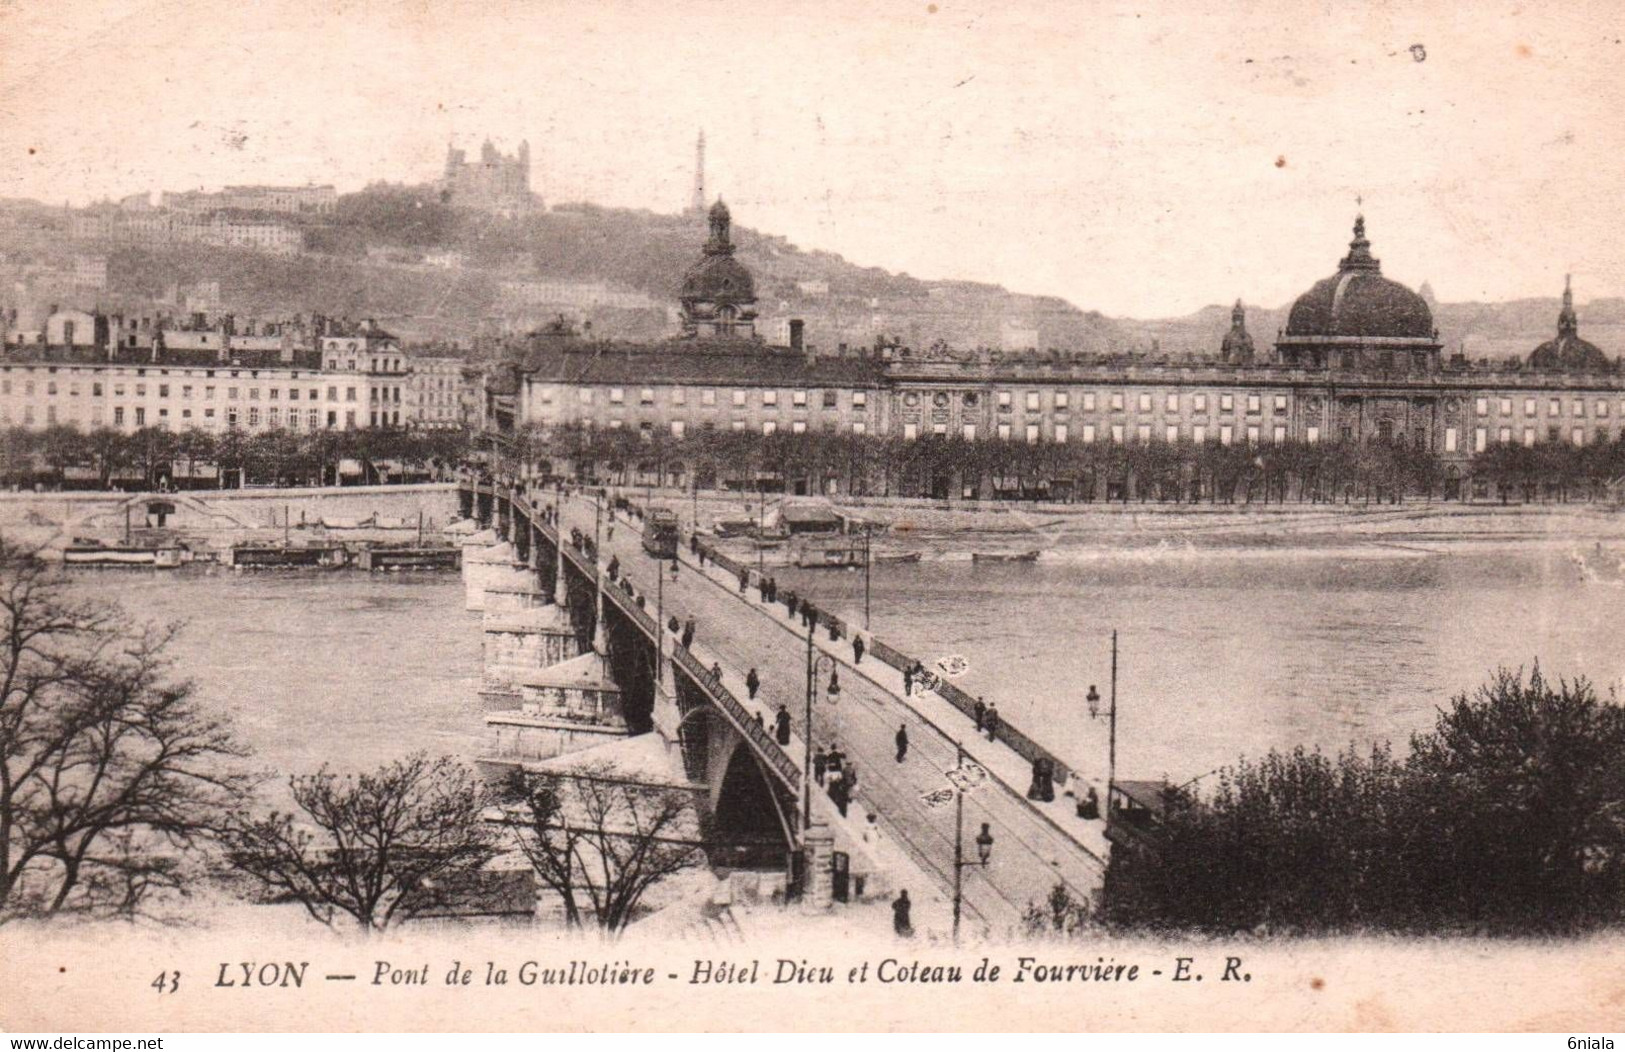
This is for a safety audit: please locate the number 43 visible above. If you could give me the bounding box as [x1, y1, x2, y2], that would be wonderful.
[151, 970, 180, 994]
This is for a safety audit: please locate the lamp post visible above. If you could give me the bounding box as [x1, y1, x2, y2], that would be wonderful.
[1086, 630, 1119, 817]
[862, 521, 872, 631]
[802, 615, 841, 832]
[951, 741, 994, 942]
[757, 481, 766, 584]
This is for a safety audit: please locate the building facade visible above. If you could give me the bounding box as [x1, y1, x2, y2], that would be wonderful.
[502, 211, 1625, 500]
[440, 140, 536, 216]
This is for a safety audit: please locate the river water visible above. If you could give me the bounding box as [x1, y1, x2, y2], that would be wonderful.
[66, 545, 1625, 786]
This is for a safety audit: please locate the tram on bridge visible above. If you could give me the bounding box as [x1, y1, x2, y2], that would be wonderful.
[642, 507, 680, 559]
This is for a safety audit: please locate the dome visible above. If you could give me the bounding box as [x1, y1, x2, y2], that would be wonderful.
[1284, 217, 1435, 340]
[1529, 276, 1611, 373]
[679, 252, 756, 305]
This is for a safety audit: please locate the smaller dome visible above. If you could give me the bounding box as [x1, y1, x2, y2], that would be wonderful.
[1220, 299, 1255, 362]
[1529, 276, 1610, 372]
[680, 253, 757, 306]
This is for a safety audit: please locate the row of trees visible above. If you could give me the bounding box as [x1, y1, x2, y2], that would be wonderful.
[0, 539, 692, 932]
[0, 424, 473, 490]
[507, 421, 1625, 504]
[1102, 667, 1625, 935]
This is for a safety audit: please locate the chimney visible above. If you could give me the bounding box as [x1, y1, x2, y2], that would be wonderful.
[789, 318, 804, 353]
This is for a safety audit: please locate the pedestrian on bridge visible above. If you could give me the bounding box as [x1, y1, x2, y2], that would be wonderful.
[892, 890, 913, 937]
[853, 635, 865, 665]
[710, 661, 724, 682]
[973, 697, 986, 732]
[894, 723, 908, 762]
[813, 746, 828, 785]
[738, 569, 749, 594]
[746, 667, 761, 700]
[903, 666, 914, 697]
[775, 705, 791, 746]
[682, 618, 695, 649]
[826, 744, 845, 777]
[829, 773, 850, 818]
[985, 703, 1001, 740]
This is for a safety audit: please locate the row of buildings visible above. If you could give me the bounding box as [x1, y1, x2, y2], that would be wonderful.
[69, 209, 305, 255]
[0, 310, 476, 433]
[485, 201, 1625, 498]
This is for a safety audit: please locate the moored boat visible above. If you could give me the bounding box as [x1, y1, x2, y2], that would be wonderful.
[971, 549, 1040, 563]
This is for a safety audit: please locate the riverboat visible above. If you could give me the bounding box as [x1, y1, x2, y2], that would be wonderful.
[971, 550, 1040, 563]
[63, 543, 185, 568]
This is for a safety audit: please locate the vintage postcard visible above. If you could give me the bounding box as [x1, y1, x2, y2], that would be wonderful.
[1, 0, 1623, 1035]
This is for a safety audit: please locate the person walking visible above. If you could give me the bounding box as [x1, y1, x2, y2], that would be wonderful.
[710, 661, 723, 682]
[681, 618, 695, 649]
[894, 723, 909, 763]
[813, 746, 828, 786]
[830, 774, 849, 818]
[774, 704, 792, 746]
[973, 696, 987, 732]
[903, 665, 914, 697]
[985, 703, 1001, 740]
[738, 569, 749, 594]
[892, 890, 913, 937]
[745, 667, 761, 700]
[853, 634, 865, 665]
[826, 743, 845, 777]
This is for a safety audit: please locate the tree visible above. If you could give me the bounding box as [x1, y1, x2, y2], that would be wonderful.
[223, 753, 498, 931]
[506, 763, 702, 935]
[0, 541, 248, 921]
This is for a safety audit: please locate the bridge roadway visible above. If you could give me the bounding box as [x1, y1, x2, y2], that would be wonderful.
[550, 490, 1105, 937]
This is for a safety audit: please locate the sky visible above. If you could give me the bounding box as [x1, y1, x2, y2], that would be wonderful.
[1, 0, 1622, 318]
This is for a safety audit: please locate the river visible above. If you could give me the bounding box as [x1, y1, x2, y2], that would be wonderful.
[65, 545, 1625, 787]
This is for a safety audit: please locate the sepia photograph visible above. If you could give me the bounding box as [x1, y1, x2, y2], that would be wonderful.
[0, 0, 1623, 1037]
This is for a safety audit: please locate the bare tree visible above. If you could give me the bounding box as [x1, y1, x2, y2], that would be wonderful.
[0, 541, 248, 922]
[223, 753, 498, 931]
[507, 762, 702, 935]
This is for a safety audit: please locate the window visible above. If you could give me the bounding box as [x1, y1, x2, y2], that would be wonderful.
[1110, 392, 1124, 411]
[1599, 400, 1611, 418]
[763, 390, 778, 407]
[1549, 399, 1561, 417]
[903, 423, 917, 441]
[93, 382, 102, 397]
[205, 408, 216, 420]
[609, 387, 624, 404]
[1475, 397, 1488, 417]
[249, 388, 260, 400]
[111, 384, 122, 397]
[268, 388, 279, 401]
[1444, 427, 1458, 452]
[1247, 394, 1261, 414]
[1054, 424, 1068, 443]
[792, 420, 807, 434]
[1499, 398, 1512, 415]
[1522, 427, 1535, 447]
[1273, 424, 1286, 444]
[327, 411, 337, 427]
[699, 388, 715, 406]
[346, 387, 356, 402]
[1220, 393, 1234, 413]
[182, 385, 192, 399]
[997, 422, 1012, 440]
[853, 391, 867, 409]
[1274, 394, 1288, 413]
[730, 420, 744, 432]
[1137, 393, 1152, 412]
[997, 390, 1012, 410]
[669, 388, 684, 406]
[135, 384, 146, 396]
[134, 407, 145, 426]
[1497, 426, 1511, 444]
[1082, 424, 1096, 443]
[852, 422, 866, 435]
[1026, 424, 1040, 444]
[1055, 392, 1070, 410]
[963, 424, 977, 441]
[640, 388, 654, 405]
[793, 389, 807, 407]
[1547, 426, 1561, 443]
[247, 407, 259, 427]
[762, 421, 777, 435]
[1193, 394, 1208, 412]
[932, 423, 947, 437]
[1166, 424, 1179, 443]
[45, 405, 55, 424]
[671, 421, 685, 437]
[1573, 399, 1586, 417]
[345, 410, 356, 427]
[1166, 393, 1179, 413]
[733, 389, 747, 407]
[1573, 427, 1585, 446]
[1522, 397, 1535, 416]
[1194, 425, 1208, 444]
[1219, 425, 1233, 446]
[1474, 427, 1487, 453]
[1082, 392, 1096, 411]
[1246, 424, 1259, 444]
[269, 408, 280, 427]
[821, 390, 838, 409]
[1026, 391, 1041, 412]
[44, 381, 57, 396]
[1111, 424, 1125, 444]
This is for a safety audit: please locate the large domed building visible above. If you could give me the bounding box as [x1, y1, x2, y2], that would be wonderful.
[1274, 216, 1441, 372]
[678, 199, 759, 340]
[1528, 276, 1610, 373]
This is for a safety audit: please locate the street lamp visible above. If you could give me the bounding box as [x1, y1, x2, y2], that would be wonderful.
[951, 741, 995, 942]
[802, 632, 840, 833]
[1086, 630, 1119, 818]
